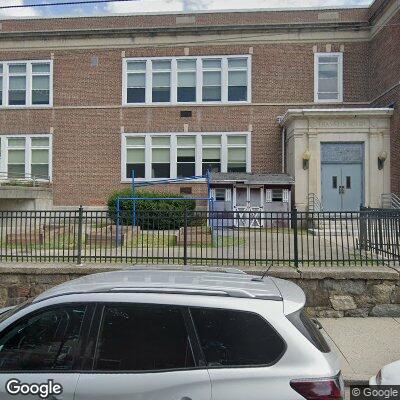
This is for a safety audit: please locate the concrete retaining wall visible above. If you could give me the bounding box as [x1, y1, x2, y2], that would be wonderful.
[0, 186, 53, 211]
[0, 264, 399, 318]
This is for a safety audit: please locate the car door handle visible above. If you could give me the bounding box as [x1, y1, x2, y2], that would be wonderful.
[181, 397, 192, 400]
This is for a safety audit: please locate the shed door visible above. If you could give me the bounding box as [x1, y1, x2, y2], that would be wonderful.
[235, 187, 248, 208]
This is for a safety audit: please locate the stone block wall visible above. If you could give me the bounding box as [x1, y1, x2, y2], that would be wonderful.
[0, 264, 399, 318]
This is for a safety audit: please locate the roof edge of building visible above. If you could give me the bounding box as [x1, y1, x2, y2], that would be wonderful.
[280, 107, 394, 126]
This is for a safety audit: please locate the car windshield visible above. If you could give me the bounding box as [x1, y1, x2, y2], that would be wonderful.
[0, 299, 33, 324]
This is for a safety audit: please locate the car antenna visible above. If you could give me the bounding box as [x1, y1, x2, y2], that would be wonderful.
[251, 264, 273, 282]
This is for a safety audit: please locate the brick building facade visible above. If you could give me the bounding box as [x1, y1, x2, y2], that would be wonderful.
[0, 0, 398, 211]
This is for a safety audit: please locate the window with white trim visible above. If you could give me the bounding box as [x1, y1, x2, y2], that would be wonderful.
[202, 59, 222, 102]
[314, 53, 343, 103]
[152, 60, 171, 103]
[122, 132, 251, 181]
[271, 189, 283, 202]
[228, 58, 248, 102]
[31, 63, 51, 105]
[123, 56, 251, 105]
[0, 135, 52, 180]
[126, 61, 146, 104]
[227, 135, 247, 172]
[202, 135, 221, 175]
[8, 64, 27, 106]
[126, 136, 145, 179]
[177, 60, 196, 103]
[177, 135, 196, 178]
[151, 136, 170, 178]
[0, 61, 52, 107]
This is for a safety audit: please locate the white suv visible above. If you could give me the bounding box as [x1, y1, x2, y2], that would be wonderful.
[0, 267, 343, 400]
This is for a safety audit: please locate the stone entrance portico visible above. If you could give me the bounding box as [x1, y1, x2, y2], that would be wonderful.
[281, 108, 393, 211]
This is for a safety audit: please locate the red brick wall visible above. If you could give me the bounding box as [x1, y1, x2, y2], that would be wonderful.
[0, 39, 371, 206]
[370, 8, 400, 194]
[2, 1, 399, 206]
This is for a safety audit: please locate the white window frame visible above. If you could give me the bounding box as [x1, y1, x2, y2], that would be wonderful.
[122, 55, 252, 106]
[314, 52, 343, 104]
[0, 134, 52, 181]
[0, 60, 53, 108]
[176, 135, 197, 179]
[201, 134, 222, 175]
[151, 60, 172, 104]
[227, 136, 248, 173]
[121, 132, 251, 182]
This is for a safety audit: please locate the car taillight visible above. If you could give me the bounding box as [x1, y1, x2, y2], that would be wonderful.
[290, 376, 344, 400]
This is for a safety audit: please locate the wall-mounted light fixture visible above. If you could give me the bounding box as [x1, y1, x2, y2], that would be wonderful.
[302, 150, 311, 170]
[378, 151, 388, 170]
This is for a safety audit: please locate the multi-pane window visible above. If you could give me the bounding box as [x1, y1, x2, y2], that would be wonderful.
[126, 136, 146, 179]
[227, 135, 247, 172]
[122, 132, 250, 181]
[228, 58, 248, 102]
[177, 60, 196, 102]
[7, 137, 26, 178]
[151, 136, 170, 178]
[314, 53, 343, 103]
[152, 60, 171, 103]
[0, 135, 52, 180]
[202, 59, 222, 102]
[177, 135, 196, 178]
[202, 135, 221, 174]
[31, 137, 50, 178]
[272, 189, 283, 202]
[8, 64, 27, 106]
[32, 63, 51, 105]
[214, 188, 227, 201]
[123, 56, 251, 105]
[126, 61, 146, 104]
[0, 61, 52, 107]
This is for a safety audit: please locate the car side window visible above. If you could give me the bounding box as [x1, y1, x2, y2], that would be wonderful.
[190, 307, 285, 367]
[0, 305, 86, 371]
[94, 304, 195, 371]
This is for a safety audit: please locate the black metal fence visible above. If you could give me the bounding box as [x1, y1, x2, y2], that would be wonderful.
[0, 207, 399, 266]
[359, 207, 400, 260]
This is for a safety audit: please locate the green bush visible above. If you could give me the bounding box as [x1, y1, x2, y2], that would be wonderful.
[107, 189, 196, 230]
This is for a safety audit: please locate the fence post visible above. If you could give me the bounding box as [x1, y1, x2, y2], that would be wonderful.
[359, 206, 366, 250]
[76, 205, 83, 266]
[292, 208, 299, 268]
[183, 208, 188, 265]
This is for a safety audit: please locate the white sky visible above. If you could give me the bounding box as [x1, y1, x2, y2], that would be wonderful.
[0, 0, 373, 19]
[106, 0, 371, 13]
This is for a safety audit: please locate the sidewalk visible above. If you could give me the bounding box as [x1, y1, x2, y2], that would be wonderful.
[320, 317, 400, 384]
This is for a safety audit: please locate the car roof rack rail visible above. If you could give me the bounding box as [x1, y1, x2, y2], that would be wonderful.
[91, 286, 282, 301]
[125, 266, 247, 275]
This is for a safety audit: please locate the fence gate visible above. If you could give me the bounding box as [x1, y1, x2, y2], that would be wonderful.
[359, 208, 400, 261]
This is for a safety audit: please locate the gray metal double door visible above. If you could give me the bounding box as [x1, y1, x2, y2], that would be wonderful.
[322, 163, 362, 211]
